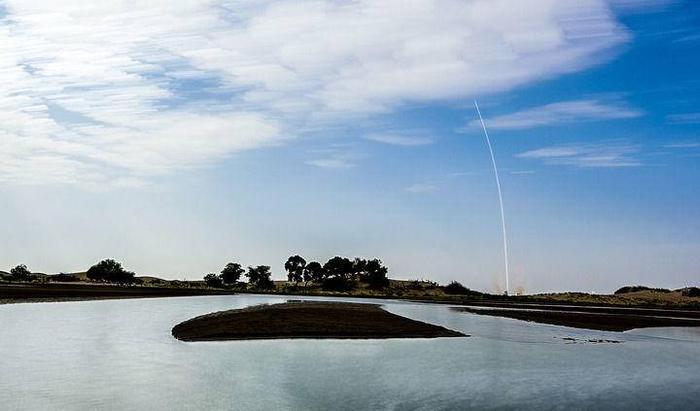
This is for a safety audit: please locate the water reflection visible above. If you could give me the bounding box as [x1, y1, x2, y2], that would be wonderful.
[1, 295, 698, 410]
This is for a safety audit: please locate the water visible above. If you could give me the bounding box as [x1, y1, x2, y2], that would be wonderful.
[1, 295, 698, 410]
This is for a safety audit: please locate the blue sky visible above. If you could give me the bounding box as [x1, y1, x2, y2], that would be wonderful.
[0, 0, 698, 293]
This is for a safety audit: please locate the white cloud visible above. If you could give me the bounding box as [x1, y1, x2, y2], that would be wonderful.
[0, 0, 630, 186]
[305, 145, 362, 169]
[517, 142, 641, 167]
[305, 158, 356, 169]
[663, 141, 700, 149]
[365, 133, 433, 146]
[469, 98, 642, 130]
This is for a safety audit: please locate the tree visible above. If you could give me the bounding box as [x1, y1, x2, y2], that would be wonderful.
[220, 262, 244, 285]
[204, 273, 223, 288]
[246, 265, 275, 290]
[323, 256, 354, 280]
[86, 259, 136, 284]
[10, 264, 32, 281]
[362, 259, 389, 289]
[352, 258, 368, 280]
[321, 256, 355, 291]
[284, 255, 306, 284]
[303, 261, 323, 284]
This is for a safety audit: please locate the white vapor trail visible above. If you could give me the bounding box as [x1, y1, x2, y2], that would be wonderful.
[474, 100, 510, 295]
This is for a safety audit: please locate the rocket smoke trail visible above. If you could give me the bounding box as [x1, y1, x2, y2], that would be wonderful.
[474, 100, 510, 295]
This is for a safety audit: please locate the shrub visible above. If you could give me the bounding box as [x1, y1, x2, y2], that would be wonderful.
[51, 273, 79, 282]
[681, 287, 700, 297]
[321, 276, 355, 292]
[10, 264, 33, 282]
[204, 273, 223, 288]
[443, 281, 471, 295]
[614, 285, 670, 295]
[86, 259, 136, 284]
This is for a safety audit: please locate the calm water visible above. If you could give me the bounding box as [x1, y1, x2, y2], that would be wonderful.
[1, 295, 699, 410]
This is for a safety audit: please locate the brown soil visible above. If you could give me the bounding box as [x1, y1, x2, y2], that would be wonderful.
[172, 301, 466, 341]
[454, 306, 700, 332]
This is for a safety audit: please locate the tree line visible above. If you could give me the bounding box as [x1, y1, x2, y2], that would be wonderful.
[201, 255, 390, 291]
[3, 259, 483, 296]
[203, 263, 274, 290]
[2, 260, 137, 285]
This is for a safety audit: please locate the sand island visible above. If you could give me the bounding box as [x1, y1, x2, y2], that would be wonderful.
[172, 301, 466, 341]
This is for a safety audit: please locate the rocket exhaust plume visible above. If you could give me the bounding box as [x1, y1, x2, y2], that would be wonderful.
[474, 100, 510, 295]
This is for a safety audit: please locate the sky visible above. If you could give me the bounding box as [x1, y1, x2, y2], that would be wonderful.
[0, 0, 698, 293]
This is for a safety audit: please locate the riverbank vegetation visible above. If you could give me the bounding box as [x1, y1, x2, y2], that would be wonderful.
[2, 259, 699, 309]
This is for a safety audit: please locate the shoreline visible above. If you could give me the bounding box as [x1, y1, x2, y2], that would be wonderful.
[455, 306, 700, 331]
[0, 283, 237, 305]
[3, 283, 699, 332]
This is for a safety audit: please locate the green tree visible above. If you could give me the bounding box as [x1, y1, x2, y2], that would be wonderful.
[303, 261, 323, 284]
[220, 262, 244, 285]
[10, 264, 32, 282]
[321, 257, 355, 291]
[362, 259, 389, 289]
[204, 273, 223, 288]
[86, 259, 135, 284]
[352, 258, 368, 280]
[246, 265, 275, 290]
[284, 255, 306, 284]
[323, 256, 354, 280]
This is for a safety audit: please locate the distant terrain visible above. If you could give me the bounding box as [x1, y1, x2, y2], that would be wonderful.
[2, 266, 699, 311]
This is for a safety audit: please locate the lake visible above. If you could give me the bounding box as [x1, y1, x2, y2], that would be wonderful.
[1, 295, 698, 410]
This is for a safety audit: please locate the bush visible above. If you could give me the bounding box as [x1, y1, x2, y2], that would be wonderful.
[51, 273, 79, 282]
[614, 285, 670, 295]
[443, 281, 471, 295]
[86, 259, 136, 284]
[204, 273, 223, 288]
[681, 287, 700, 297]
[10, 264, 33, 282]
[321, 276, 355, 292]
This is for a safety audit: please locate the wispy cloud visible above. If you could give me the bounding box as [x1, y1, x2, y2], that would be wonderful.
[663, 141, 700, 149]
[608, 0, 677, 12]
[517, 142, 642, 167]
[469, 99, 642, 130]
[666, 113, 700, 125]
[305, 158, 355, 169]
[405, 183, 437, 194]
[305, 145, 362, 169]
[0, 1, 630, 186]
[365, 133, 434, 146]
